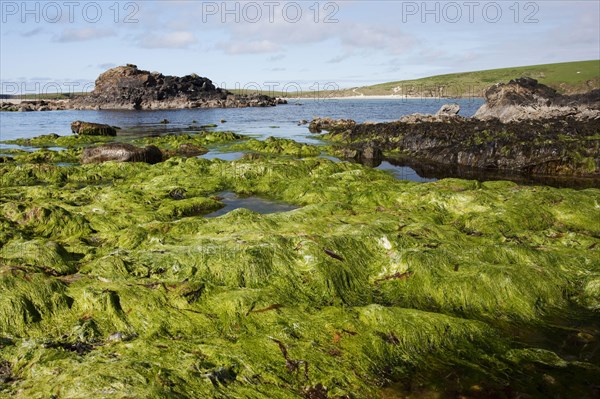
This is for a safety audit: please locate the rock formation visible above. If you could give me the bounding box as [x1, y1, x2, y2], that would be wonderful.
[474, 77, 600, 122]
[71, 121, 117, 136]
[308, 117, 356, 133]
[69, 64, 286, 110]
[81, 143, 163, 164]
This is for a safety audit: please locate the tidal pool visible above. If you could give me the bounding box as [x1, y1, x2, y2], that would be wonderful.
[204, 191, 299, 218]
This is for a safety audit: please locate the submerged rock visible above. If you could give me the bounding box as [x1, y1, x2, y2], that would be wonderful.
[81, 143, 162, 164]
[474, 77, 600, 122]
[71, 121, 118, 136]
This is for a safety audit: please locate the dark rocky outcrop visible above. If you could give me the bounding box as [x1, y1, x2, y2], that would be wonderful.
[0, 100, 68, 112]
[71, 121, 117, 136]
[81, 143, 163, 164]
[330, 117, 600, 177]
[70, 64, 285, 110]
[474, 77, 600, 122]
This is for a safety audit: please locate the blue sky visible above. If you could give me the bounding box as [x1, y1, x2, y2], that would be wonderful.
[1, 0, 599, 94]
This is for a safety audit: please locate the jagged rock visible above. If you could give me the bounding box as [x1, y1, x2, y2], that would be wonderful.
[71, 121, 118, 136]
[474, 77, 600, 122]
[436, 103, 460, 116]
[69, 64, 283, 110]
[81, 143, 163, 164]
[308, 117, 356, 133]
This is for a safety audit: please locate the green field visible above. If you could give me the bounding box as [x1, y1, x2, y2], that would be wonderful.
[234, 60, 600, 98]
[350, 59, 600, 97]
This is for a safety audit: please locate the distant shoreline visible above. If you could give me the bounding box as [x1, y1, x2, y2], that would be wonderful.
[1, 95, 484, 105]
[283, 95, 484, 101]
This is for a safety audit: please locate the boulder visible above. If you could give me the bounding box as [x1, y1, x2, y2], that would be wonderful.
[81, 143, 162, 164]
[308, 117, 356, 133]
[71, 121, 118, 136]
[436, 103, 460, 116]
[474, 77, 600, 122]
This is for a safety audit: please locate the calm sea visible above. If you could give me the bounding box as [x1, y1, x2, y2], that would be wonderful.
[1, 98, 597, 188]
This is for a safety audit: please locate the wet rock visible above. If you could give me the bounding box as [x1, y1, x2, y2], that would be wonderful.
[81, 143, 163, 164]
[336, 117, 600, 177]
[337, 145, 383, 167]
[71, 121, 118, 136]
[436, 103, 461, 116]
[399, 111, 463, 123]
[308, 117, 356, 133]
[474, 77, 600, 122]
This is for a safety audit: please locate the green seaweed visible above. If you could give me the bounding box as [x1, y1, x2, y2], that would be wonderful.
[229, 137, 321, 157]
[1, 133, 113, 148]
[0, 155, 599, 398]
[134, 131, 243, 149]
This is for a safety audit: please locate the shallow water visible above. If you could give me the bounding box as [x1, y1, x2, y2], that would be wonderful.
[200, 151, 245, 161]
[0, 98, 484, 143]
[2, 98, 598, 188]
[204, 191, 298, 218]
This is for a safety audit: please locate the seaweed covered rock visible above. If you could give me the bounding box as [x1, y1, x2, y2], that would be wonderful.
[81, 143, 162, 164]
[474, 77, 600, 122]
[329, 117, 600, 177]
[71, 121, 118, 136]
[308, 117, 356, 133]
[229, 136, 321, 157]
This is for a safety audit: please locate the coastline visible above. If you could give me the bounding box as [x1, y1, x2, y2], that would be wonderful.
[283, 94, 483, 101]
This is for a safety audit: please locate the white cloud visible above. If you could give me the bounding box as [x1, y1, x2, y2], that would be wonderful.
[55, 28, 115, 42]
[139, 31, 197, 49]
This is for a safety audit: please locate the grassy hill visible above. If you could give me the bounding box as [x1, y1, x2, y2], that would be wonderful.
[343, 60, 600, 98]
[235, 60, 599, 99]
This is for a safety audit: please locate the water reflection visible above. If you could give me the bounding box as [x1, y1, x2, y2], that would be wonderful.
[204, 191, 298, 218]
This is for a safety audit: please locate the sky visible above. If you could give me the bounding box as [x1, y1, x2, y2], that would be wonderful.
[0, 0, 599, 94]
